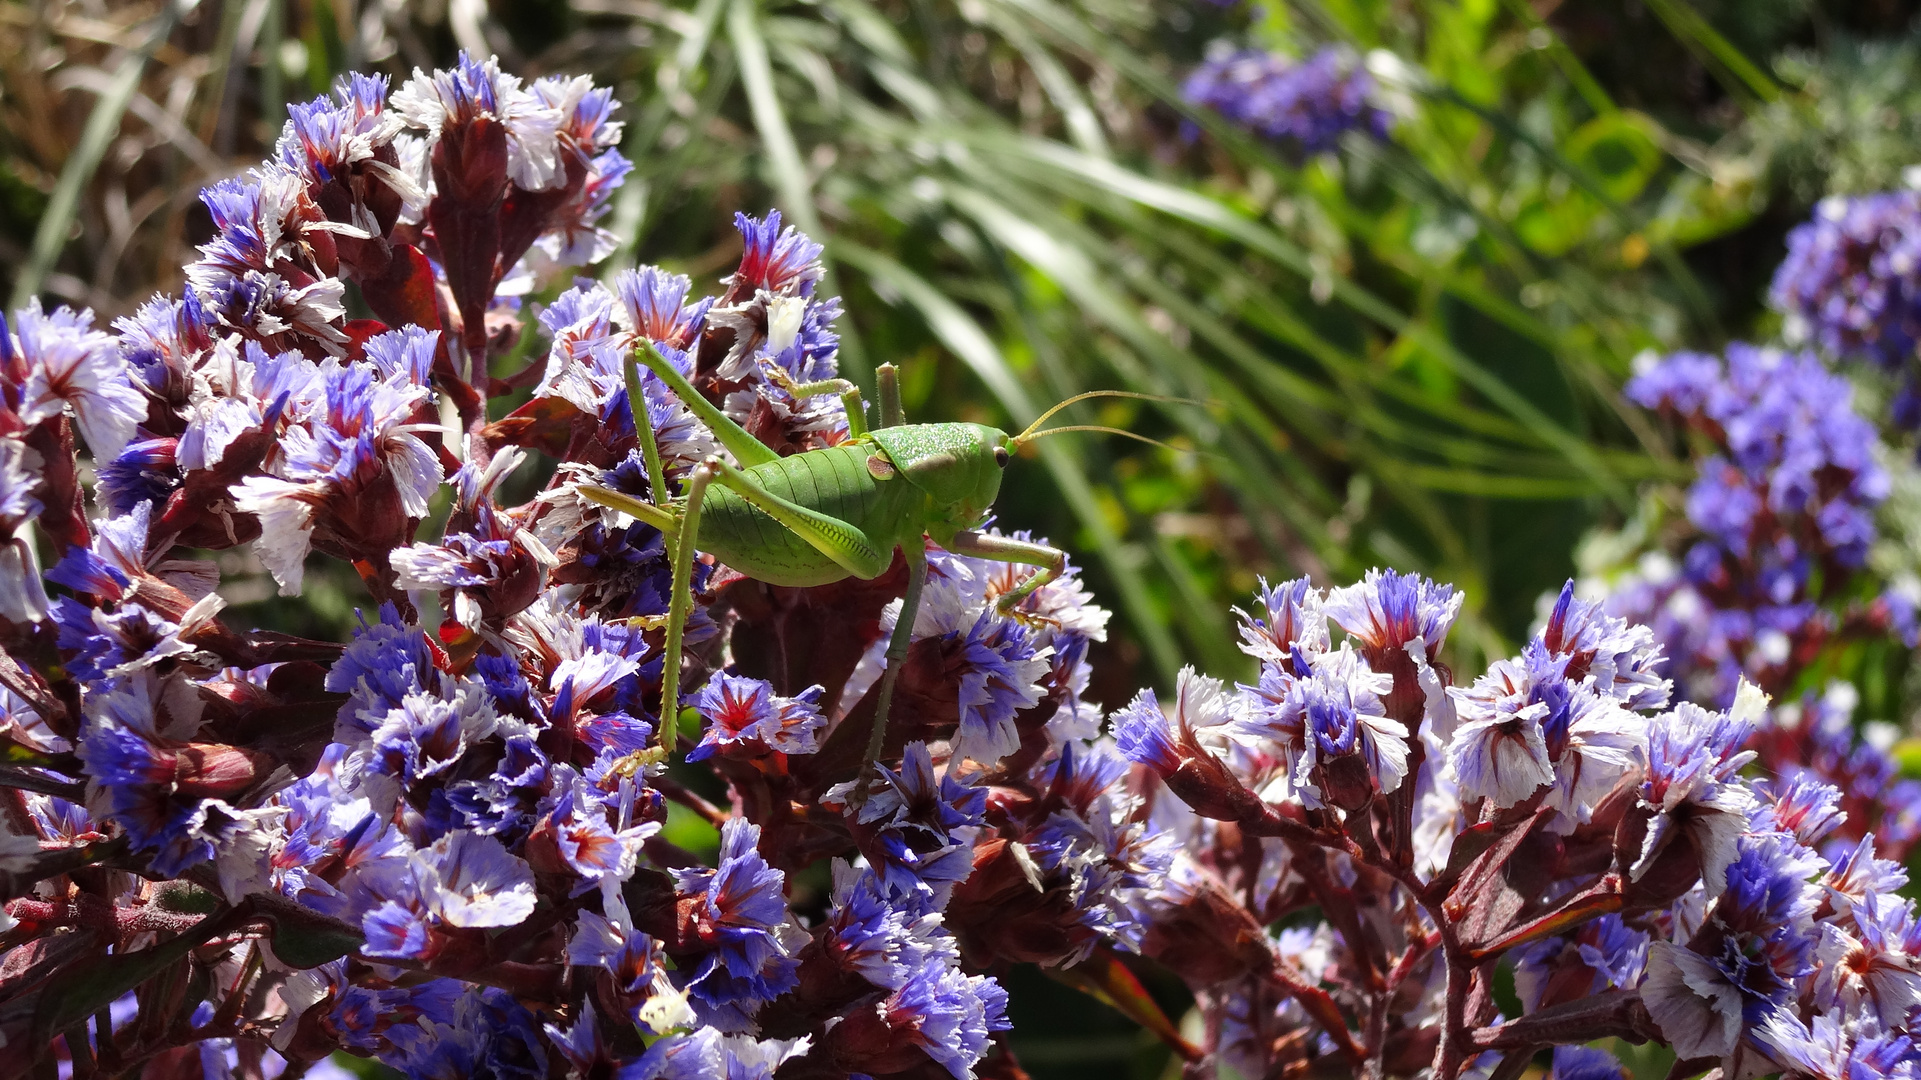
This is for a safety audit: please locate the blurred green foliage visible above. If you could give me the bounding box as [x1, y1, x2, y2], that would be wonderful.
[9, 1, 1921, 1069]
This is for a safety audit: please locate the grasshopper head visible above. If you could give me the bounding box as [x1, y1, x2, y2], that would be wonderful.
[867, 422, 1013, 535]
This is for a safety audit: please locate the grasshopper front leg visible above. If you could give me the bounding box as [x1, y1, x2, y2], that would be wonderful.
[759, 362, 870, 440]
[573, 466, 715, 759]
[947, 529, 1068, 623]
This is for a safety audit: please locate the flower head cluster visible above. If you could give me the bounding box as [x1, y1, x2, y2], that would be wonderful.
[1106, 570, 1921, 1079]
[1771, 191, 1921, 424]
[0, 54, 1049, 1080]
[1182, 45, 1392, 156]
[1608, 343, 1900, 705]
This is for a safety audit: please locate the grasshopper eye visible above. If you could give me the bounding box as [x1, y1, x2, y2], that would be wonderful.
[994, 446, 1010, 468]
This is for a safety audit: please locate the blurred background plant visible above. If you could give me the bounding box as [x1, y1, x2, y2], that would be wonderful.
[10, 0, 1921, 1072]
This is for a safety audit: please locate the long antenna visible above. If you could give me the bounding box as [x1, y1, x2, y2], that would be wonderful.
[1011, 389, 1206, 444]
[1014, 425, 1190, 454]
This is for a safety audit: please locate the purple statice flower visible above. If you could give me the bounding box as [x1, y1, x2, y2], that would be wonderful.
[95, 438, 182, 518]
[1447, 641, 1645, 822]
[1820, 831, 1910, 919]
[945, 611, 1050, 766]
[543, 1007, 611, 1079]
[730, 209, 824, 297]
[528, 75, 630, 270]
[50, 500, 218, 603]
[1115, 666, 1238, 777]
[1812, 890, 1921, 1029]
[1755, 773, 1848, 848]
[545, 632, 643, 718]
[417, 829, 538, 928]
[0, 685, 59, 755]
[0, 432, 45, 623]
[623, 1028, 811, 1080]
[1233, 575, 1329, 666]
[692, 210, 851, 439]
[1023, 786, 1178, 954]
[276, 72, 395, 182]
[832, 742, 987, 908]
[1237, 643, 1405, 811]
[1538, 580, 1671, 711]
[1182, 45, 1392, 155]
[569, 892, 680, 1031]
[1633, 688, 1764, 899]
[1323, 567, 1462, 660]
[9, 300, 147, 460]
[839, 534, 1089, 762]
[431, 723, 549, 841]
[1112, 685, 1184, 776]
[353, 682, 501, 812]
[379, 985, 547, 1080]
[356, 830, 536, 959]
[72, 673, 283, 898]
[269, 754, 402, 903]
[1771, 190, 1921, 371]
[813, 864, 1011, 1079]
[1445, 656, 1554, 808]
[977, 532, 1112, 645]
[393, 448, 556, 631]
[616, 265, 711, 350]
[327, 603, 442, 721]
[1512, 913, 1650, 1012]
[687, 672, 826, 761]
[535, 281, 618, 391]
[816, 861, 959, 990]
[112, 289, 214, 398]
[386, 51, 565, 191]
[185, 174, 350, 354]
[174, 337, 322, 475]
[230, 349, 442, 594]
[532, 281, 717, 467]
[1643, 829, 1821, 1063]
[1758, 1009, 1921, 1080]
[670, 818, 807, 1031]
[872, 962, 1012, 1080]
[50, 574, 225, 687]
[530, 766, 654, 884]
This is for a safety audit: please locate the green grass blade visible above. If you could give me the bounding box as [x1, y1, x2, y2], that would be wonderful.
[11, 3, 182, 310]
[1639, 0, 1780, 104]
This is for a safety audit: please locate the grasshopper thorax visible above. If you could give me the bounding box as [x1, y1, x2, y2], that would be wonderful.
[866, 422, 1012, 539]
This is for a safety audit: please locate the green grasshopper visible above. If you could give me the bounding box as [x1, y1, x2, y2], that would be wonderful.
[577, 343, 1174, 776]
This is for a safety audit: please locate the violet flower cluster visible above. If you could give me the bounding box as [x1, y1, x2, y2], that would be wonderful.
[0, 51, 1120, 1080]
[1607, 343, 1905, 708]
[1771, 190, 1921, 428]
[1182, 45, 1392, 157]
[1114, 571, 1921, 1080]
[0, 50, 1912, 1080]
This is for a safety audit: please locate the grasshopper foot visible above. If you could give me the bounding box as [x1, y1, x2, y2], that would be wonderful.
[995, 598, 1062, 631]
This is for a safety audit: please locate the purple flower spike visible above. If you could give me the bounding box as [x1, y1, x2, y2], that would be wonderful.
[671, 818, 807, 1031]
[687, 672, 826, 761]
[1183, 46, 1392, 156]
